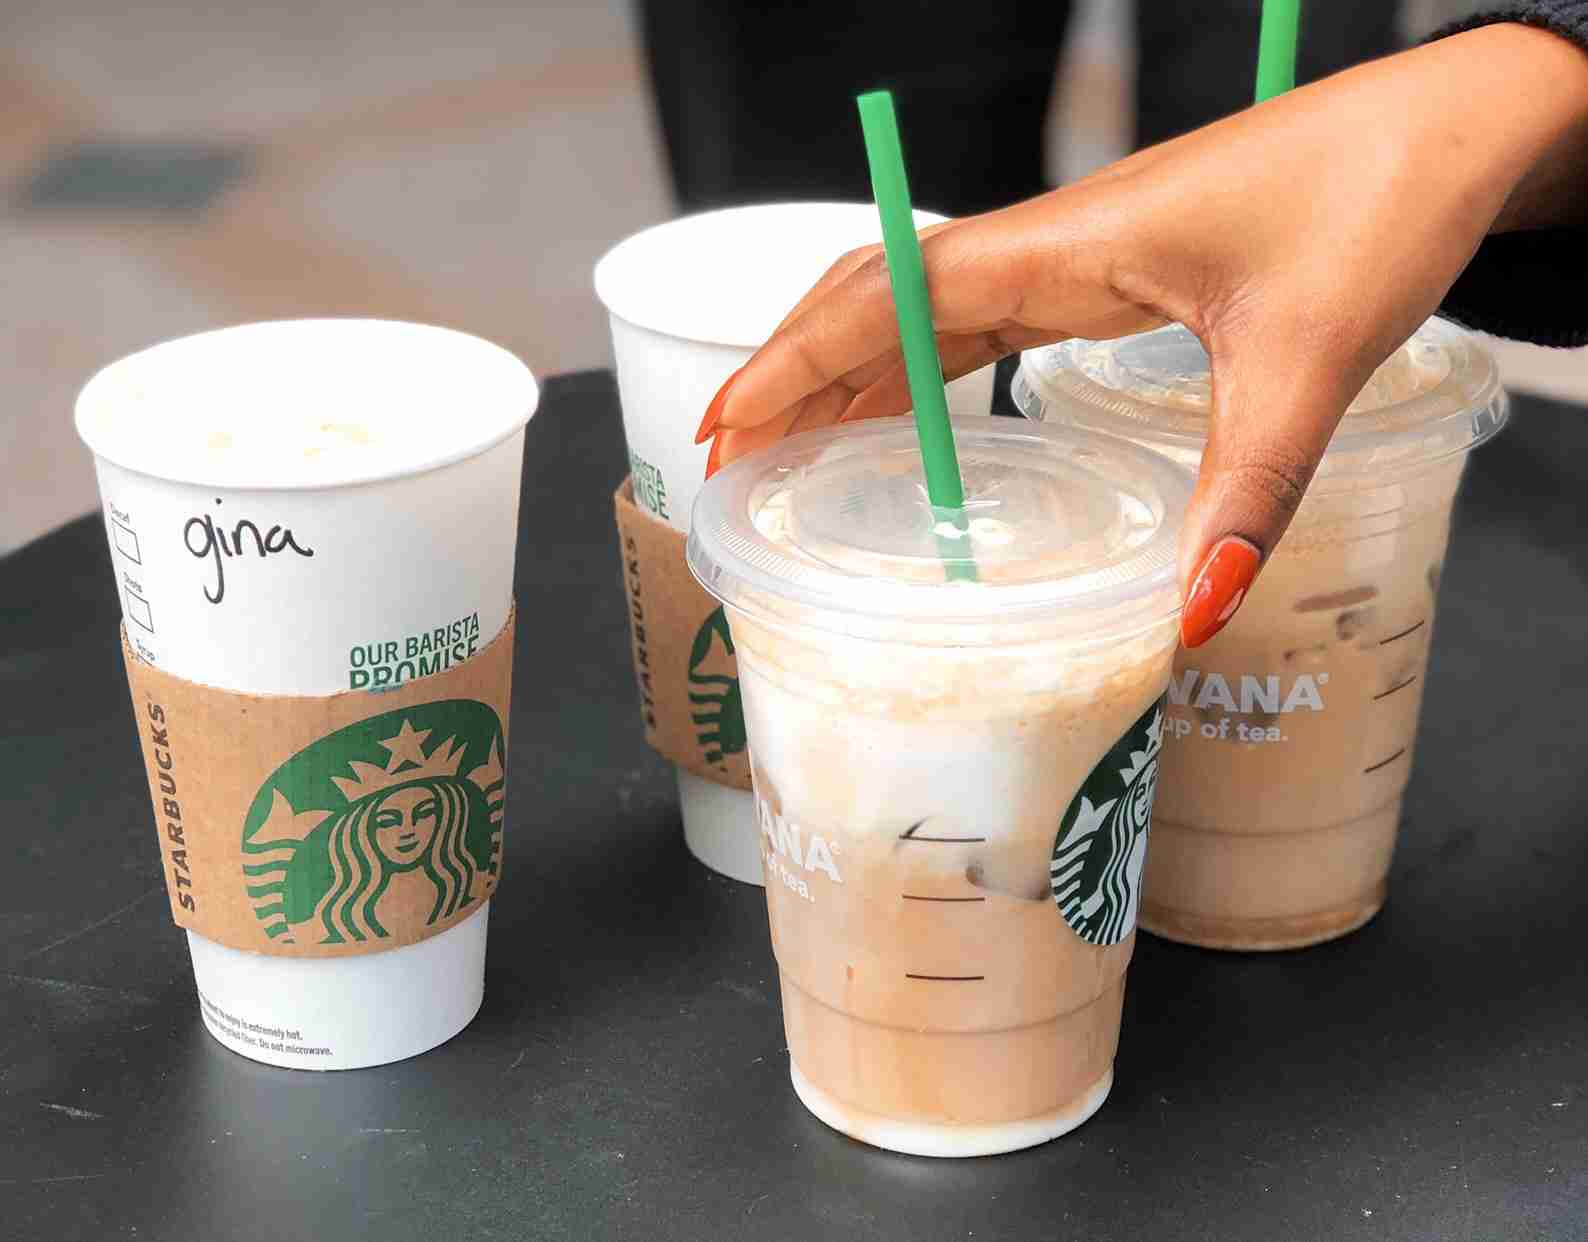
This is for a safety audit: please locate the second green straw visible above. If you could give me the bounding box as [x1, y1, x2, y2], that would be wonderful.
[1255, 0, 1302, 102]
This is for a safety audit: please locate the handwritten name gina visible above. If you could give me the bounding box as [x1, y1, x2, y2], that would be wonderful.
[184, 499, 314, 604]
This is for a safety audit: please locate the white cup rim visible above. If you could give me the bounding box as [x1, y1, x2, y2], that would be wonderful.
[593, 202, 949, 351]
[76, 318, 539, 492]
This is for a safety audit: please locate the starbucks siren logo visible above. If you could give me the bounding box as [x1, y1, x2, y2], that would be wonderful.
[687, 606, 745, 767]
[1050, 698, 1165, 946]
[241, 701, 505, 946]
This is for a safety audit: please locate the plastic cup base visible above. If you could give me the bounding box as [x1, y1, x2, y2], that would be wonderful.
[677, 768, 763, 886]
[788, 1061, 1113, 1158]
[1139, 884, 1388, 952]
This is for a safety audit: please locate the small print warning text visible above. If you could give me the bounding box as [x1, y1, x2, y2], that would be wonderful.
[199, 994, 331, 1057]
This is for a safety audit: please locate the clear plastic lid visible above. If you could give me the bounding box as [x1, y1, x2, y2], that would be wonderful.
[687, 416, 1193, 646]
[1013, 317, 1506, 481]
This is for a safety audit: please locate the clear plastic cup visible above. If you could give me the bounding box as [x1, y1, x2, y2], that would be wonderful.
[688, 417, 1192, 1156]
[75, 319, 535, 1068]
[1014, 319, 1507, 949]
[595, 203, 995, 885]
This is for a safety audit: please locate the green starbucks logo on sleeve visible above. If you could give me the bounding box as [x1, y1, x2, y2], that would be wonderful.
[1050, 697, 1165, 946]
[241, 700, 506, 946]
[688, 606, 746, 767]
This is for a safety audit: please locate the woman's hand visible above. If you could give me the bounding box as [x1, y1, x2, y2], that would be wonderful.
[698, 23, 1588, 646]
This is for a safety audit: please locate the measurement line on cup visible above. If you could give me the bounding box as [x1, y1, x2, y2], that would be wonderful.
[1363, 748, 1407, 775]
[1374, 675, 1419, 701]
[1379, 620, 1426, 646]
[901, 894, 986, 903]
[905, 973, 985, 982]
[897, 820, 985, 844]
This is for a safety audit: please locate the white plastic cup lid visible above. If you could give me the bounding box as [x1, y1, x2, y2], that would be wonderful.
[75, 319, 539, 491]
[593, 202, 949, 348]
[1013, 317, 1505, 479]
[687, 416, 1194, 647]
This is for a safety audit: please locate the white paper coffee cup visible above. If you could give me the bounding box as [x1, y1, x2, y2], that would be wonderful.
[595, 203, 995, 884]
[76, 319, 536, 1069]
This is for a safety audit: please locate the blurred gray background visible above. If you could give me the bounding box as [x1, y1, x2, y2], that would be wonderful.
[4, 0, 1576, 554]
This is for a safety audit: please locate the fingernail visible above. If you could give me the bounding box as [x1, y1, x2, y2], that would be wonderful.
[695, 367, 743, 444]
[704, 433, 723, 480]
[1181, 536, 1261, 649]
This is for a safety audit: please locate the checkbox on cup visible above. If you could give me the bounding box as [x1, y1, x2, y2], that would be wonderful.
[111, 518, 141, 564]
[123, 585, 154, 632]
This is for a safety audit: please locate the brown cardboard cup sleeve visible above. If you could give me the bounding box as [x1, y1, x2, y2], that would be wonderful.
[614, 478, 751, 791]
[121, 609, 514, 958]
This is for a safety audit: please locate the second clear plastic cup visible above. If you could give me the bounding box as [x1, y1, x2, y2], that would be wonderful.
[1015, 319, 1507, 949]
[688, 417, 1192, 1156]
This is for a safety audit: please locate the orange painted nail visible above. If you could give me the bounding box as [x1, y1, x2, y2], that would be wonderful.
[1181, 536, 1261, 649]
[695, 367, 743, 444]
[704, 433, 724, 480]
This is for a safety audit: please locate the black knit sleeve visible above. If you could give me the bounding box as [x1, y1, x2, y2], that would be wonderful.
[1430, 2, 1588, 346]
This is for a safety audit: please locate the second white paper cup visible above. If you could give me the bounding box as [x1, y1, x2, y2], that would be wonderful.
[595, 203, 995, 884]
[76, 319, 536, 1070]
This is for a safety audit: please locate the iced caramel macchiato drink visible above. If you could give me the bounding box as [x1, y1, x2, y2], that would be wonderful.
[1015, 319, 1507, 950]
[688, 417, 1193, 1156]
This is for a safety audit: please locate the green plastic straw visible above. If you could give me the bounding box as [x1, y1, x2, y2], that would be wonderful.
[856, 90, 974, 582]
[1255, 0, 1301, 102]
[856, 91, 965, 511]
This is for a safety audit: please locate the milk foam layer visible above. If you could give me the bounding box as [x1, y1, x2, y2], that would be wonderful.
[746, 484, 1178, 699]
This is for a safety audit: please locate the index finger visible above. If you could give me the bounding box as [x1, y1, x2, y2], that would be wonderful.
[767, 222, 956, 337]
[717, 214, 1030, 429]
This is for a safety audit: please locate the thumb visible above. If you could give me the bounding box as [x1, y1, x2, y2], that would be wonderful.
[1178, 331, 1371, 649]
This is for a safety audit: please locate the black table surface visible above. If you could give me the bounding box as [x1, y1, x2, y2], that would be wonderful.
[3, 372, 1585, 1241]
